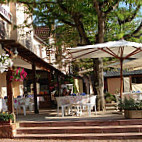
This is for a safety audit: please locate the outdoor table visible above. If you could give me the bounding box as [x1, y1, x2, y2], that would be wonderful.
[56, 95, 91, 117]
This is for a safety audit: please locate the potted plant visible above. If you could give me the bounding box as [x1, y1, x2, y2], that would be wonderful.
[118, 97, 142, 119]
[10, 67, 27, 82]
[0, 112, 14, 123]
[105, 92, 116, 103]
[0, 112, 15, 138]
[0, 53, 13, 73]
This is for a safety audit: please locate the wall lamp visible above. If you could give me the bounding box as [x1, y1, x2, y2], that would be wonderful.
[10, 48, 18, 58]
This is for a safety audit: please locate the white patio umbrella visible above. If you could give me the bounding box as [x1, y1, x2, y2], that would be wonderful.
[108, 58, 142, 70]
[68, 40, 142, 98]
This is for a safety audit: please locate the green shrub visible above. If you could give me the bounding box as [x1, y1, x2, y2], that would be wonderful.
[118, 97, 142, 110]
[105, 92, 116, 103]
[0, 112, 14, 122]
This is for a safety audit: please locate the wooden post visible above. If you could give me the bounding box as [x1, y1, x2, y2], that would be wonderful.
[56, 73, 60, 96]
[32, 64, 39, 114]
[6, 68, 14, 113]
[48, 71, 52, 96]
[120, 59, 123, 99]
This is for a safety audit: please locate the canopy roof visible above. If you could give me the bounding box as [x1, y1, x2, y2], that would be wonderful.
[0, 39, 65, 76]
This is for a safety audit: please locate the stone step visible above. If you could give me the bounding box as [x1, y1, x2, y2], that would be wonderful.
[14, 132, 142, 140]
[19, 119, 142, 127]
[105, 103, 117, 106]
[17, 125, 142, 134]
[105, 106, 117, 110]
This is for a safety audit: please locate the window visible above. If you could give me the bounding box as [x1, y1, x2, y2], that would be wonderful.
[132, 77, 142, 84]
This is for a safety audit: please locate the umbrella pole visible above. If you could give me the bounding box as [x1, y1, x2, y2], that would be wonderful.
[120, 59, 123, 99]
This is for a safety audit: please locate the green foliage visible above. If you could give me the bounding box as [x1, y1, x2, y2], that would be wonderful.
[105, 92, 116, 103]
[61, 75, 74, 84]
[0, 112, 14, 122]
[6, 0, 142, 73]
[118, 97, 142, 110]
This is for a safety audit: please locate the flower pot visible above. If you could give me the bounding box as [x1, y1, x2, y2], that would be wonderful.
[124, 110, 142, 119]
[0, 120, 15, 138]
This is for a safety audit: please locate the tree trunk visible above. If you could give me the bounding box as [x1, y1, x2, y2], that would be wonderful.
[93, 58, 105, 111]
[73, 16, 91, 45]
[93, 15, 106, 111]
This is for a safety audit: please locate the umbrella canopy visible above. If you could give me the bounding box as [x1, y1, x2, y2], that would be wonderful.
[68, 40, 142, 98]
[69, 40, 142, 59]
[108, 58, 142, 70]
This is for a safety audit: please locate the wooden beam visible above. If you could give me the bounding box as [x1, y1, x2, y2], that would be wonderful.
[6, 68, 14, 113]
[32, 63, 39, 114]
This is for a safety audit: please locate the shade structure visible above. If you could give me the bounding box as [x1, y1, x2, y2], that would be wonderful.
[108, 58, 142, 70]
[68, 40, 142, 98]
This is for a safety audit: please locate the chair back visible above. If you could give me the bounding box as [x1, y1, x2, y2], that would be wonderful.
[14, 98, 19, 109]
[25, 98, 31, 106]
[90, 95, 97, 105]
[51, 90, 56, 100]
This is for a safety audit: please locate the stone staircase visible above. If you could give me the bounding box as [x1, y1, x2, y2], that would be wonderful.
[105, 103, 118, 111]
[14, 119, 142, 140]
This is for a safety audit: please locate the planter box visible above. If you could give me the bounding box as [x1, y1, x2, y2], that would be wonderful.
[124, 110, 142, 119]
[0, 120, 16, 138]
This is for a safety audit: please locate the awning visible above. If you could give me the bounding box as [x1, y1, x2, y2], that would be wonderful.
[0, 39, 65, 76]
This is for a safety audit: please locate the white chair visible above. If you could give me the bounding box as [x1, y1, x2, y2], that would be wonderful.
[71, 96, 83, 116]
[15, 98, 31, 116]
[51, 90, 56, 101]
[14, 98, 20, 115]
[83, 95, 97, 116]
[56, 97, 71, 117]
[0, 98, 7, 112]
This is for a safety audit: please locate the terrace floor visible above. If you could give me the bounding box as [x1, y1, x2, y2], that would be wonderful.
[16, 109, 124, 122]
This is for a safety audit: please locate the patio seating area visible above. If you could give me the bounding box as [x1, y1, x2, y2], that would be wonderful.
[56, 95, 97, 117]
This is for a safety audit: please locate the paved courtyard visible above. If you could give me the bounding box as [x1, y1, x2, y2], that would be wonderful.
[1, 139, 142, 142]
[15, 109, 124, 122]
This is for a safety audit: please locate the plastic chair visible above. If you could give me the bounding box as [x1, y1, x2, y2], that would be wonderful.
[83, 95, 97, 116]
[17, 98, 31, 116]
[56, 97, 71, 117]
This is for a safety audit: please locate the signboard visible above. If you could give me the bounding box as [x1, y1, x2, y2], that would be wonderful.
[0, 5, 12, 23]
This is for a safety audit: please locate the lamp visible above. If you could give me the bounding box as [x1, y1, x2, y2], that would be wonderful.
[13, 48, 18, 56]
[10, 48, 18, 58]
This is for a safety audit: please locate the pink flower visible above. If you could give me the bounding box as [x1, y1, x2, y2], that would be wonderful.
[11, 68, 27, 82]
[16, 69, 19, 75]
[10, 76, 13, 81]
[20, 68, 25, 75]
[20, 75, 24, 80]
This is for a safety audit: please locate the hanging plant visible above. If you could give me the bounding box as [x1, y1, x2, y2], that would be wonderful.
[0, 53, 13, 73]
[10, 67, 27, 82]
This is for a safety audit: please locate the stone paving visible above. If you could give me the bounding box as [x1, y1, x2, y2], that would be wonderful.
[1, 139, 142, 142]
[15, 109, 124, 122]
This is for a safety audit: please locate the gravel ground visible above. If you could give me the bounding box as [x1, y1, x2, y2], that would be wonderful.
[0, 139, 142, 142]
